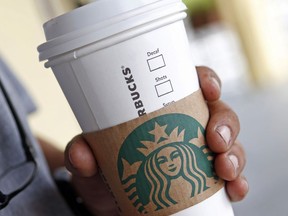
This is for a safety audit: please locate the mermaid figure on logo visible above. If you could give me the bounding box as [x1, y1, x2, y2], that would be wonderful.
[119, 116, 221, 214]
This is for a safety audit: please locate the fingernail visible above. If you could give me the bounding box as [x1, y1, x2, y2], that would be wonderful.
[242, 177, 249, 192]
[68, 151, 75, 167]
[216, 125, 231, 147]
[229, 154, 239, 177]
[68, 142, 77, 168]
[211, 76, 221, 92]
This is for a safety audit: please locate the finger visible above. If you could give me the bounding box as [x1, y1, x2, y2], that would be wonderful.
[206, 100, 240, 153]
[64, 134, 98, 177]
[196, 66, 222, 102]
[226, 175, 249, 202]
[214, 141, 246, 181]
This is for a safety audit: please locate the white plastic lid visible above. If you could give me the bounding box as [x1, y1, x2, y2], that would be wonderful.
[38, 0, 187, 61]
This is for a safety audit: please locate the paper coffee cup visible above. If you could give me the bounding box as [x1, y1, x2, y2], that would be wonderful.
[38, 0, 234, 215]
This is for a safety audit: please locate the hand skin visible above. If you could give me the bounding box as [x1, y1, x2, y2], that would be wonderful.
[62, 66, 248, 215]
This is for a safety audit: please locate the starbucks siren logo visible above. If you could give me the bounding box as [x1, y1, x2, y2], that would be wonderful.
[117, 114, 219, 214]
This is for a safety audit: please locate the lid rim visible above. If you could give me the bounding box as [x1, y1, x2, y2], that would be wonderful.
[43, 12, 187, 68]
[38, 0, 187, 61]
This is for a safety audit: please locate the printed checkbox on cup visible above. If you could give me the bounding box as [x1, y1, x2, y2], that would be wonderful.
[147, 55, 166, 72]
[155, 80, 174, 97]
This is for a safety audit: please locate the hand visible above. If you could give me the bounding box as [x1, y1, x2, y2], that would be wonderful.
[64, 135, 119, 216]
[196, 66, 248, 202]
[64, 66, 248, 215]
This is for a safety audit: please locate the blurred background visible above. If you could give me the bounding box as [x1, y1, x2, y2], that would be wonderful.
[0, 0, 288, 215]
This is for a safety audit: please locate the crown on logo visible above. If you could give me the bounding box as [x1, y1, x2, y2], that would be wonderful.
[137, 122, 185, 156]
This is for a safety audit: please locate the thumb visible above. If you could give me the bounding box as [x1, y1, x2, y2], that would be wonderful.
[64, 134, 98, 177]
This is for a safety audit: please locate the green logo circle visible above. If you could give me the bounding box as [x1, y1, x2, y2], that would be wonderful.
[117, 113, 218, 214]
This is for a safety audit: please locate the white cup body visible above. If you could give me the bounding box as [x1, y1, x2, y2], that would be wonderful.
[52, 20, 199, 132]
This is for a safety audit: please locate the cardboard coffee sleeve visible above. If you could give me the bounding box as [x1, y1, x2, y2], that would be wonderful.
[84, 91, 224, 215]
